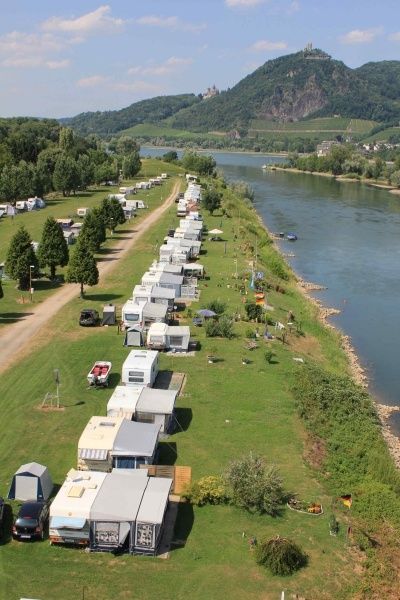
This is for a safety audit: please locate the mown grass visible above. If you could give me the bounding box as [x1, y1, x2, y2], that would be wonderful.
[0, 159, 180, 323]
[0, 181, 361, 599]
[119, 123, 221, 141]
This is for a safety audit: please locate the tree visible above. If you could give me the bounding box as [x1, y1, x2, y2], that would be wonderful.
[80, 209, 106, 252]
[255, 536, 307, 575]
[37, 217, 69, 279]
[122, 151, 141, 178]
[99, 197, 126, 233]
[53, 153, 80, 196]
[6, 226, 39, 290]
[182, 151, 216, 175]
[202, 187, 222, 215]
[162, 150, 178, 163]
[59, 127, 75, 154]
[94, 161, 118, 185]
[36, 147, 62, 193]
[77, 154, 95, 189]
[225, 453, 284, 515]
[245, 302, 263, 321]
[116, 136, 139, 155]
[66, 236, 99, 298]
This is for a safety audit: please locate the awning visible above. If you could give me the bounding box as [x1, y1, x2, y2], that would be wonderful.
[50, 516, 86, 529]
[78, 448, 108, 461]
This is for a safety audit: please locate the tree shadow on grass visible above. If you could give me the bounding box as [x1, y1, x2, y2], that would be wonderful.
[83, 292, 123, 303]
[0, 312, 35, 324]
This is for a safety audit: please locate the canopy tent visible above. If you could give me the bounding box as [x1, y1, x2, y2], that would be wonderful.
[102, 304, 116, 326]
[197, 309, 216, 318]
[112, 420, 160, 469]
[8, 462, 53, 501]
[209, 228, 223, 235]
[134, 477, 172, 555]
[124, 326, 144, 347]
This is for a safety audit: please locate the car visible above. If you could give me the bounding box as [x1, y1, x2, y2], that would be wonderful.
[79, 308, 99, 327]
[12, 500, 49, 541]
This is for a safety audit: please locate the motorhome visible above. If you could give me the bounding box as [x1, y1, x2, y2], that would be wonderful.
[121, 350, 159, 387]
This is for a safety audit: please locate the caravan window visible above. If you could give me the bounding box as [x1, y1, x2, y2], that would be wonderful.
[169, 336, 183, 346]
[113, 457, 136, 469]
[125, 313, 140, 322]
[128, 370, 144, 383]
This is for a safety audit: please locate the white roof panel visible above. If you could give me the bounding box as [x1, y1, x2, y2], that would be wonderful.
[136, 387, 177, 415]
[136, 477, 172, 525]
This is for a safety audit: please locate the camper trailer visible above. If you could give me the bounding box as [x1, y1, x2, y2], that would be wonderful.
[122, 300, 167, 329]
[77, 207, 90, 218]
[15, 200, 27, 211]
[49, 469, 107, 546]
[107, 386, 143, 419]
[121, 350, 159, 387]
[108, 193, 126, 204]
[77, 416, 159, 472]
[147, 323, 190, 353]
[122, 300, 145, 327]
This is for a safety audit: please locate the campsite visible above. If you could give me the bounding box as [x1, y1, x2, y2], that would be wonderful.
[0, 156, 362, 599]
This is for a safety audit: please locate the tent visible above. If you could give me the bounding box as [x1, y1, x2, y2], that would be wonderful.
[102, 304, 116, 326]
[134, 477, 172, 555]
[8, 462, 53, 501]
[124, 326, 144, 347]
[90, 470, 148, 552]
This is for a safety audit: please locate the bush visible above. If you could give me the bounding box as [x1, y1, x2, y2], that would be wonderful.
[255, 535, 307, 575]
[205, 300, 226, 315]
[264, 350, 274, 364]
[245, 302, 263, 321]
[182, 476, 229, 506]
[225, 453, 285, 515]
[205, 316, 235, 339]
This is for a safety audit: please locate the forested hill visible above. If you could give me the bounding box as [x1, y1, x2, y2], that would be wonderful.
[169, 52, 400, 132]
[61, 94, 200, 135]
[62, 51, 400, 137]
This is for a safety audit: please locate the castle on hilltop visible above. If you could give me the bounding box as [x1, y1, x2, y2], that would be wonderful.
[303, 43, 331, 60]
[202, 84, 220, 99]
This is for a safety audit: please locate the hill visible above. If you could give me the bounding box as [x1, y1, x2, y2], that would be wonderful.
[62, 50, 400, 142]
[61, 93, 200, 135]
[169, 51, 400, 132]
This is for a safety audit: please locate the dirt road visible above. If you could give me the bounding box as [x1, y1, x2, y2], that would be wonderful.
[0, 181, 180, 374]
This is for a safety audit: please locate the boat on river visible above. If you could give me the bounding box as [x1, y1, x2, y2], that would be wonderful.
[287, 233, 298, 241]
[261, 164, 267, 170]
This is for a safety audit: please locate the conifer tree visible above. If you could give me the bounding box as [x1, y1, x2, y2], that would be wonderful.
[6, 226, 39, 290]
[99, 197, 126, 233]
[79, 209, 106, 252]
[37, 217, 69, 279]
[66, 236, 99, 298]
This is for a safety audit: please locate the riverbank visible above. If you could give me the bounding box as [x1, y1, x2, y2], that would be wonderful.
[141, 144, 289, 158]
[269, 165, 400, 192]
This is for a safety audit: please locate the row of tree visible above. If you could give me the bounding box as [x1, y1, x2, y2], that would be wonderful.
[287, 144, 400, 185]
[5, 197, 126, 296]
[0, 123, 142, 202]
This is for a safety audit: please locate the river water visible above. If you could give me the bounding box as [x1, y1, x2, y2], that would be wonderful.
[143, 147, 400, 424]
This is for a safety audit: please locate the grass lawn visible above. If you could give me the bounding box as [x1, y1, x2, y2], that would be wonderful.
[0, 185, 359, 599]
[118, 123, 221, 142]
[0, 159, 181, 324]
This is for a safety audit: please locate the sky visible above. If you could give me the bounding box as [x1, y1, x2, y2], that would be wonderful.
[0, 0, 399, 118]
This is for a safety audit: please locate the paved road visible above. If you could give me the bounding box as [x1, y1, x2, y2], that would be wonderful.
[0, 181, 180, 374]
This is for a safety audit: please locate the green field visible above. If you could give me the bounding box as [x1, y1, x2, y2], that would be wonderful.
[248, 117, 377, 140]
[0, 174, 363, 599]
[119, 123, 221, 141]
[361, 126, 400, 143]
[0, 159, 182, 323]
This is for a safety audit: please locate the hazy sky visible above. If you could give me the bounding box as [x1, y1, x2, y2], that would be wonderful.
[0, 0, 399, 118]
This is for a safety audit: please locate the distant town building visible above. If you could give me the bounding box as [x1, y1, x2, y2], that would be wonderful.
[316, 140, 339, 157]
[203, 84, 219, 99]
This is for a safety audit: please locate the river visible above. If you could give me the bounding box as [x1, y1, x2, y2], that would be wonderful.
[142, 147, 400, 428]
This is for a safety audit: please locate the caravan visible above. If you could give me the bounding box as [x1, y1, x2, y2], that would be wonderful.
[121, 350, 159, 387]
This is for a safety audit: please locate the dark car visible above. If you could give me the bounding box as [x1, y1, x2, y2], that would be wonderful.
[79, 308, 99, 327]
[12, 500, 49, 541]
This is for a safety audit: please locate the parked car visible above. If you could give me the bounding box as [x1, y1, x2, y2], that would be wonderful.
[12, 500, 49, 541]
[79, 309, 99, 327]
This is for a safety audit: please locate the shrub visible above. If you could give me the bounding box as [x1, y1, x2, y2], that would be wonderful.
[264, 350, 274, 364]
[206, 300, 226, 315]
[255, 536, 307, 575]
[245, 302, 263, 321]
[329, 514, 339, 535]
[225, 453, 285, 515]
[205, 316, 235, 339]
[182, 476, 229, 506]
